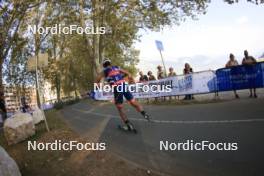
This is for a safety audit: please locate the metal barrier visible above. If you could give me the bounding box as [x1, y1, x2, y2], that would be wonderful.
[93, 62, 264, 100]
[216, 62, 264, 91]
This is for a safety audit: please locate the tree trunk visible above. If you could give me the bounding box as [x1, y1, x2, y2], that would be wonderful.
[74, 79, 78, 98]
[35, 46, 41, 108]
[99, 0, 106, 65]
[92, 0, 101, 79]
[55, 73, 61, 102]
[0, 56, 3, 91]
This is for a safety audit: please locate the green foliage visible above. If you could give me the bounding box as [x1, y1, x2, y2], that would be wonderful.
[1, 0, 263, 102]
[0, 0, 40, 88]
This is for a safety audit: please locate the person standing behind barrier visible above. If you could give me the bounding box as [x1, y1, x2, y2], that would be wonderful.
[157, 65, 165, 80]
[138, 71, 149, 102]
[242, 50, 257, 98]
[226, 53, 240, 99]
[168, 67, 178, 100]
[183, 63, 194, 100]
[157, 66, 166, 101]
[147, 71, 157, 102]
[139, 71, 149, 82]
[184, 63, 193, 73]
[168, 67, 176, 77]
[148, 71, 156, 81]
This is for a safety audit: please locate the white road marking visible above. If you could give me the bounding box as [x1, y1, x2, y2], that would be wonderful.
[72, 108, 264, 124]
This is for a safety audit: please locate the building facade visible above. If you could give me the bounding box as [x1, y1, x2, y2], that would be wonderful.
[4, 85, 37, 113]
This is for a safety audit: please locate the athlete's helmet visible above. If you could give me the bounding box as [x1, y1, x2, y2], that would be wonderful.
[102, 59, 111, 68]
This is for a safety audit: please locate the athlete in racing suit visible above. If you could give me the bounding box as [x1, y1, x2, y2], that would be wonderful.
[96, 59, 150, 130]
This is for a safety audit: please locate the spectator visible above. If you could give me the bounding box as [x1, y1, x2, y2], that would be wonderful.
[0, 91, 7, 126]
[168, 67, 178, 100]
[226, 53, 239, 67]
[147, 71, 156, 81]
[168, 67, 176, 77]
[147, 71, 158, 102]
[242, 50, 257, 98]
[157, 65, 165, 79]
[183, 63, 194, 100]
[139, 71, 149, 82]
[226, 53, 239, 99]
[183, 63, 193, 74]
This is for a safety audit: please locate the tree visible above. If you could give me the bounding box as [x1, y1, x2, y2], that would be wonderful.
[2, 0, 263, 103]
[0, 0, 41, 89]
[4, 40, 35, 93]
[78, 0, 212, 79]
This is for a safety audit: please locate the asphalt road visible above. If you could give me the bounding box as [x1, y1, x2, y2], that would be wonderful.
[61, 97, 264, 176]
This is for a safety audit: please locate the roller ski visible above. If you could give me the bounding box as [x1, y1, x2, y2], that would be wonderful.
[141, 111, 151, 122]
[118, 121, 137, 134]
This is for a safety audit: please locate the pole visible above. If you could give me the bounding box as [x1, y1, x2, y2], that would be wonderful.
[159, 50, 167, 77]
[35, 54, 50, 132]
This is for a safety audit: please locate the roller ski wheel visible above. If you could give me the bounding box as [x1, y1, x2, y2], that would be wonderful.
[118, 123, 137, 134]
[143, 113, 151, 122]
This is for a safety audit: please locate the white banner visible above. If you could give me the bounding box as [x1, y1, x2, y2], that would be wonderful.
[94, 71, 217, 100]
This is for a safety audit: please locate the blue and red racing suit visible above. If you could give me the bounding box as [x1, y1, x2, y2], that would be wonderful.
[103, 66, 133, 104]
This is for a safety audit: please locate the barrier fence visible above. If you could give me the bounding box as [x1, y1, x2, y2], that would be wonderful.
[216, 62, 264, 91]
[93, 62, 264, 100]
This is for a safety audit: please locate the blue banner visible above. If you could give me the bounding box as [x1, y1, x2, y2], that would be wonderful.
[216, 62, 264, 91]
[155, 40, 164, 51]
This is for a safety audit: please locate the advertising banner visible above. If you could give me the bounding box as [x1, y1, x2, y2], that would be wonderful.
[93, 71, 217, 100]
[216, 62, 264, 91]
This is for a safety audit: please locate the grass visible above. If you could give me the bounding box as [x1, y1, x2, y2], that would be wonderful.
[0, 104, 160, 176]
[0, 109, 79, 175]
[0, 109, 72, 144]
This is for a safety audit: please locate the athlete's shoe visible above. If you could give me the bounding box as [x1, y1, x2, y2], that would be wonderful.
[143, 113, 151, 121]
[127, 122, 135, 131]
[121, 125, 129, 131]
[120, 122, 134, 131]
[119, 122, 137, 133]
